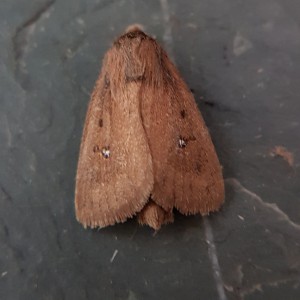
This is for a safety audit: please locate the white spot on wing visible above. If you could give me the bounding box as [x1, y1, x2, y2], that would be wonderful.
[178, 137, 187, 148]
[101, 147, 110, 158]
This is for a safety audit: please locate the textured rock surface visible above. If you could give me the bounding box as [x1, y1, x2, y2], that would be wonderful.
[0, 0, 299, 299]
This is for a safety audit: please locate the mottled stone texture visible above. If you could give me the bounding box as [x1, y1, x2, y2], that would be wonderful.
[0, 0, 299, 299]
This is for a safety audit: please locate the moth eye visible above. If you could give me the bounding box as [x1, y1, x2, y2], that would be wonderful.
[99, 119, 103, 127]
[101, 147, 110, 158]
[178, 137, 187, 148]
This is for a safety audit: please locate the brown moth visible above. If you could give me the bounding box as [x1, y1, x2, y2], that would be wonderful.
[75, 25, 225, 230]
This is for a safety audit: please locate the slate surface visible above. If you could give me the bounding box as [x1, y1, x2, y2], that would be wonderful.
[1, 0, 300, 299]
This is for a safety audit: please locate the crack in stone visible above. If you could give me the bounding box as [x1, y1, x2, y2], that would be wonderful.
[12, 0, 55, 75]
[226, 178, 300, 231]
[0, 184, 13, 202]
[241, 278, 299, 299]
[204, 218, 228, 300]
[3, 114, 12, 148]
[48, 212, 62, 251]
[225, 277, 300, 300]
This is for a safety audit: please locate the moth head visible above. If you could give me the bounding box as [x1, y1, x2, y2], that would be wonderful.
[114, 25, 148, 51]
[110, 25, 158, 84]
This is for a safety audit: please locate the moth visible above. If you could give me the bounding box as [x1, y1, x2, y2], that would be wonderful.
[75, 25, 224, 230]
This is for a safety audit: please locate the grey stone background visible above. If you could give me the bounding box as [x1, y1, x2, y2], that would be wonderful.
[1, 0, 300, 299]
